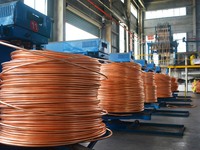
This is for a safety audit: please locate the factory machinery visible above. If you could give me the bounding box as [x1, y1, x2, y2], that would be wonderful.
[0, 1, 110, 150]
[46, 41, 190, 136]
[147, 23, 178, 67]
[0, 2, 192, 149]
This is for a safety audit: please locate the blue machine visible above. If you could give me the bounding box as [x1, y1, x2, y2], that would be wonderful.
[45, 38, 109, 59]
[155, 66, 161, 73]
[145, 62, 155, 72]
[0, 1, 52, 47]
[134, 59, 147, 70]
[109, 52, 133, 62]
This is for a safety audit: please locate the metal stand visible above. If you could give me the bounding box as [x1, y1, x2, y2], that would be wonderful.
[144, 103, 190, 117]
[105, 120, 185, 136]
[145, 109, 189, 117]
[103, 111, 185, 136]
[157, 97, 192, 103]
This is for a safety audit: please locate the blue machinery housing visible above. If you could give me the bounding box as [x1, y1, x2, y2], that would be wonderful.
[45, 38, 109, 60]
[0, 1, 52, 46]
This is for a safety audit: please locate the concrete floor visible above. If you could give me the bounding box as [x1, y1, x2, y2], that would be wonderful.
[95, 92, 200, 150]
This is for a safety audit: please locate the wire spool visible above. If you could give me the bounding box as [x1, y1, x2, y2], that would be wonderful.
[98, 62, 144, 113]
[0, 50, 108, 147]
[142, 72, 157, 103]
[171, 77, 179, 92]
[196, 80, 200, 93]
[155, 74, 172, 98]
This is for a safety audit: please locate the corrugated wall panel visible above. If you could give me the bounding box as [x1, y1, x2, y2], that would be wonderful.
[66, 10, 99, 37]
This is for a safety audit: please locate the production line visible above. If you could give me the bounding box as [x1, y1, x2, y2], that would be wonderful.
[0, 1, 196, 150]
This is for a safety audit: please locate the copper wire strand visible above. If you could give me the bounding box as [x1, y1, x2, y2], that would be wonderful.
[142, 72, 157, 103]
[98, 62, 145, 113]
[0, 41, 107, 79]
[171, 77, 179, 92]
[0, 49, 111, 147]
[155, 74, 172, 98]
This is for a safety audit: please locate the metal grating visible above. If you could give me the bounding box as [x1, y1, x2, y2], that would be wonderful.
[0, 4, 14, 18]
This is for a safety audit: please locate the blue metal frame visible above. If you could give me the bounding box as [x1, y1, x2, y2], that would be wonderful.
[104, 120, 185, 136]
[144, 103, 190, 117]
[159, 102, 193, 108]
[0, 45, 15, 72]
[144, 103, 160, 109]
[145, 109, 189, 117]
[109, 52, 133, 62]
[157, 97, 192, 103]
[103, 111, 151, 121]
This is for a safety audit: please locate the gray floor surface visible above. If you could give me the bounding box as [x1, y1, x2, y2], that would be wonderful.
[94, 92, 200, 150]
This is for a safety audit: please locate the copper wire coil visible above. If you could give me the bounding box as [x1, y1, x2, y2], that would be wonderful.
[196, 81, 200, 93]
[142, 72, 157, 103]
[0, 50, 109, 147]
[98, 62, 144, 113]
[171, 77, 178, 92]
[155, 74, 172, 98]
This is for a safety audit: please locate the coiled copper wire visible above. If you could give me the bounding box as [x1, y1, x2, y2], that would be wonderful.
[142, 72, 157, 103]
[98, 62, 144, 113]
[155, 74, 172, 98]
[196, 81, 200, 93]
[0, 49, 108, 147]
[171, 77, 179, 92]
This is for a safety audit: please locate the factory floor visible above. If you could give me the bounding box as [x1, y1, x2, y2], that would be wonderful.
[94, 92, 200, 150]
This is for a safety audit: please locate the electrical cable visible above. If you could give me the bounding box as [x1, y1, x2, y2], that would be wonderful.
[155, 74, 172, 98]
[98, 62, 144, 113]
[171, 77, 178, 92]
[0, 49, 109, 147]
[142, 72, 157, 103]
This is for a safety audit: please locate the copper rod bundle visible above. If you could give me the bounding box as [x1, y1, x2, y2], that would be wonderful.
[0, 50, 108, 147]
[171, 77, 179, 92]
[155, 74, 172, 98]
[98, 62, 144, 113]
[142, 72, 157, 103]
[195, 80, 200, 93]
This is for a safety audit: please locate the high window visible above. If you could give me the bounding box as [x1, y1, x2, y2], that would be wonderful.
[146, 7, 186, 19]
[173, 33, 186, 52]
[131, 4, 138, 18]
[24, 0, 47, 15]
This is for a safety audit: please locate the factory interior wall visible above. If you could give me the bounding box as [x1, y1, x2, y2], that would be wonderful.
[144, 0, 195, 52]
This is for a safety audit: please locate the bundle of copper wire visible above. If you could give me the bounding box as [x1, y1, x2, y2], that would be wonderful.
[155, 74, 172, 98]
[171, 77, 179, 92]
[98, 62, 144, 113]
[142, 72, 157, 103]
[196, 81, 200, 93]
[0, 50, 108, 147]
